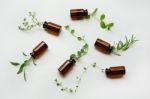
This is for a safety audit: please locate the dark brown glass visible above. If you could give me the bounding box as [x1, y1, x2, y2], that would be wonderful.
[43, 21, 62, 36]
[105, 66, 126, 78]
[30, 41, 48, 59]
[58, 59, 76, 76]
[70, 9, 88, 20]
[95, 38, 113, 54]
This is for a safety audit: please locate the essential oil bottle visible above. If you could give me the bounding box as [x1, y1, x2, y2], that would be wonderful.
[43, 21, 62, 36]
[95, 38, 113, 54]
[70, 9, 88, 20]
[30, 41, 48, 59]
[105, 66, 126, 78]
[58, 59, 76, 76]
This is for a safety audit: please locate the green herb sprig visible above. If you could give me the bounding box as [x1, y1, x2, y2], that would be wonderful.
[54, 62, 104, 93]
[86, 8, 98, 19]
[64, 25, 89, 60]
[18, 12, 43, 31]
[112, 34, 138, 53]
[10, 52, 36, 81]
[86, 8, 114, 30]
[100, 14, 114, 30]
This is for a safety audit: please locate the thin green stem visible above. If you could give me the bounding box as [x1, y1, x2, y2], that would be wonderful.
[64, 25, 89, 61]
[54, 62, 104, 93]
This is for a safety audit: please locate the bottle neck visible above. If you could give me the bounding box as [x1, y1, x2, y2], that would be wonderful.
[83, 9, 88, 17]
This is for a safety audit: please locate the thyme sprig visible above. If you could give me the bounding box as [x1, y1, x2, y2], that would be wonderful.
[64, 25, 89, 60]
[100, 14, 114, 30]
[10, 52, 36, 81]
[54, 62, 104, 93]
[112, 34, 138, 53]
[18, 12, 43, 31]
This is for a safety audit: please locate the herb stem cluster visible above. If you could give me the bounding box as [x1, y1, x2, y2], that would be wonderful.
[10, 52, 36, 81]
[54, 62, 104, 93]
[18, 12, 43, 31]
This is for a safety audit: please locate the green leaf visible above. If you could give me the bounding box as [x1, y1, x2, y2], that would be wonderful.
[10, 62, 20, 66]
[22, 52, 27, 56]
[85, 14, 90, 19]
[23, 18, 26, 21]
[83, 67, 87, 70]
[107, 23, 114, 30]
[24, 70, 27, 82]
[77, 37, 82, 41]
[69, 89, 73, 93]
[100, 14, 105, 20]
[71, 29, 75, 34]
[80, 49, 84, 53]
[76, 76, 79, 79]
[70, 54, 76, 60]
[100, 21, 107, 29]
[17, 60, 28, 74]
[83, 43, 88, 49]
[91, 8, 98, 16]
[17, 65, 25, 74]
[54, 78, 58, 82]
[77, 51, 82, 56]
[92, 62, 97, 68]
[64, 25, 69, 29]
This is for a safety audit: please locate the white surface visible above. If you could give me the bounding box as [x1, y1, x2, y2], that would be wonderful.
[0, 0, 150, 99]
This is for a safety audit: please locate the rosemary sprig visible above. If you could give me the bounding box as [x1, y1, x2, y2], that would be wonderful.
[10, 52, 36, 81]
[64, 25, 89, 60]
[100, 14, 114, 30]
[18, 12, 43, 31]
[112, 34, 138, 53]
[54, 62, 104, 93]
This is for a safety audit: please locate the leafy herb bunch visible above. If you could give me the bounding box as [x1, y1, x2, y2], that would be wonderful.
[10, 52, 36, 81]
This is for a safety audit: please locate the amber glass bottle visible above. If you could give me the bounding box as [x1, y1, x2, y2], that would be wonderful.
[43, 21, 62, 35]
[58, 59, 76, 76]
[30, 41, 48, 59]
[105, 66, 126, 78]
[95, 38, 113, 54]
[70, 9, 88, 20]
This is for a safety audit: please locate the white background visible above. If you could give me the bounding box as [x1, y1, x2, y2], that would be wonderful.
[0, 0, 150, 99]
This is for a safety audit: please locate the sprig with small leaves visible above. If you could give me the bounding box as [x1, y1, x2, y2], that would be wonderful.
[100, 14, 114, 30]
[112, 34, 138, 53]
[86, 8, 98, 19]
[54, 62, 104, 93]
[18, 12, 43, 31]
[64, 25, 89, 60]
[85, 8, 114, 30]
[10, 52, 36, 81]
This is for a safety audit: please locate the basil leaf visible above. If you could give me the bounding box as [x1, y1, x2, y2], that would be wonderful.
[100, 21, 107, 29]
[100, 14, 105, 20]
